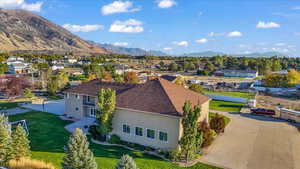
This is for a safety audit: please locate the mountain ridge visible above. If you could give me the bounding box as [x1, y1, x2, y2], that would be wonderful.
[0, 9, 107, 54]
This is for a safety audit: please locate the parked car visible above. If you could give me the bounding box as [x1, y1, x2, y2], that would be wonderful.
[251, 108, 276, 116]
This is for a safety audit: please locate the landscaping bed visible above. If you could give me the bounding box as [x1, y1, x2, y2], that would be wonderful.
[8, 111, 222, 169]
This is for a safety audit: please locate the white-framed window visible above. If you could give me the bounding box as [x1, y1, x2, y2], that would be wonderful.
[75, 94, 80, 99]
[89, 108, 96, 117]
[66, 93, 69, 99]
[87, 96, 91, 102]
[159, 131, 168, 142]
[122, 124, 130, 134]
[146, 129, 155, 139]
[135, 127, 143, 136]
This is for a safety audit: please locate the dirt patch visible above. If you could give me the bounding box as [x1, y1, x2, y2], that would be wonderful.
[256, 95, 300, 111]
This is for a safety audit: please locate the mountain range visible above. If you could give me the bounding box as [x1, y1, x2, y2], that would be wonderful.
[180, 51, 287, 57]
[95, 43, 168, 56]
[0, 9, 107, 54]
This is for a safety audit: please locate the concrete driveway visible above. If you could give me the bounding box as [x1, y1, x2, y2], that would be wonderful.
[202, 111, 300, 169]
[22, 99, 65, 115]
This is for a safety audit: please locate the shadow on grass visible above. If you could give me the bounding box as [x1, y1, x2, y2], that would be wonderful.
[9, 111, 164, 162]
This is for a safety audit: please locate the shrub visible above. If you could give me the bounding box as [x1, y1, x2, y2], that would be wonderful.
[108, 134, 121, 144]
[210, 113, 226, 134]
[23, 88, 35, 98]
[167, 149, 181, 161]
[8, 158, 55, 169]
[198, 122, 215, 148]
[115, 154, 138, 169]
[189, 84, 203, 94]
[88, 125, 101, 141]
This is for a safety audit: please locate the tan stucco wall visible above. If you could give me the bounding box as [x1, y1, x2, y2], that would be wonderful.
[64, 93, 84, 119]
[199, 100, 210, 123]
[111, 108, 181, 150]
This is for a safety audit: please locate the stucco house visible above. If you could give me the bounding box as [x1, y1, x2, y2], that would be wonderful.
[64, 78, 210, 150]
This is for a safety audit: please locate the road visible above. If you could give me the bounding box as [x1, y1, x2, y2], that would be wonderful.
[202, 111, 300, 169]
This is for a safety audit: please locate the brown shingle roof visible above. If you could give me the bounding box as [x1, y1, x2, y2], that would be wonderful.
[64, 79, 137, 96]
[117, 78, 210, 117]
[65, 78, 210, 117]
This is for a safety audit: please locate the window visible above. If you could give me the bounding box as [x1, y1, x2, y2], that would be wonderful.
[87, 96, 90, 102]
[89, 108, 96, 117]
[75, 94, 80, 99]
[135, 127, 143, 136]
[147, 129, 155, 139]
[122, 124, 130, 134]
[159, 131, 168, 142]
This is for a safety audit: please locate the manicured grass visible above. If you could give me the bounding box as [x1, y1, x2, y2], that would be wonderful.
[9, 111, 221, 169]
[204, 90, 255, 99]
[0, 102, 19, 109]
[210, 100, 244, 113]
[209, 112, 231, 125]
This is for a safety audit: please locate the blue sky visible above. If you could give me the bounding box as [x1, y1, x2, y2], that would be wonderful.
[1, 0, 300, 56]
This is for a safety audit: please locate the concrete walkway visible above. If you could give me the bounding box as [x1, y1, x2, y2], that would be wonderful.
[202, 110, 300, 169]
[65, 117, 96, 133]
[22, 99, 65, 115]
[3, 107, 29, 115]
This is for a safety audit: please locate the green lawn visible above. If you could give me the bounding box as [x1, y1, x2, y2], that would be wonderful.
[204, 90, 255, 99]
[9, 111, 221, 169]
[210, 100, 244, 113]
[0, 102, 19, 109]
[209, 112, 231, 125]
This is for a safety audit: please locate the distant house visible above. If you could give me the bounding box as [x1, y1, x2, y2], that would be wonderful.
[6, 56, 31, 74]
[214, 70, 258, 78]
[52, 65, 64, 71]
[64, 78, 210, 150]
[67, 58, 78, 64]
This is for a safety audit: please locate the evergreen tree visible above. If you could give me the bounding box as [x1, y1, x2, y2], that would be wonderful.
[179, 101, 202, 162]
[11, 124, 31, 160]
[115, 155, 138, 169]
[62, 128, 97, 169]
[0, 114, 12, 166]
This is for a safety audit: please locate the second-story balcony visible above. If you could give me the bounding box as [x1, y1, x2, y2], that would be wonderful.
[83, 95, 96, 106]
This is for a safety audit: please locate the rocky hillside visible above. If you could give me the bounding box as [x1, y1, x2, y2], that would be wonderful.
[0, 9, 107, 54]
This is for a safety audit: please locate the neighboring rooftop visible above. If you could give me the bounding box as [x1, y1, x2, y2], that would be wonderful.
[65, 78, 210, 117]
[160, 75, 177, 82]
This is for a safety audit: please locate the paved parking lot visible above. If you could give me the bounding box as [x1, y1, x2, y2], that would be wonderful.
[202, 111, 300, 169]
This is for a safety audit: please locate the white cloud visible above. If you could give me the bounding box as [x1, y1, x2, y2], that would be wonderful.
[63, 24, 104, 32]
[163, 47, 172, 51]
[101, 1, 140, 15]
[109, 19, 144, 33]
[228, 31, 243, 37]
[208, 32, 225, 37]
[114, 42, 128, 47]
[292, 6, 300, 10]
[272, 47, 289, 53]
[0, 0, 43, 12]
[256, 21, 280, 29]
[172, 41, 188, 47]
[275, 43, 286, 47]
[156, 0, 176, 8]
[195, 38, 208, 44]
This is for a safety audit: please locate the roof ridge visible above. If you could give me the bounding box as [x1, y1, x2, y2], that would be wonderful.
[156, 78, 181, 114]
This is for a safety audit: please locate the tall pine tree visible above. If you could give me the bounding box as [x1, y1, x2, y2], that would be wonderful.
[115, 154, 138, 169]
[0, 114, 12, 166]
[11, 124, 31, 160]
[62, 128, 97, 169]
